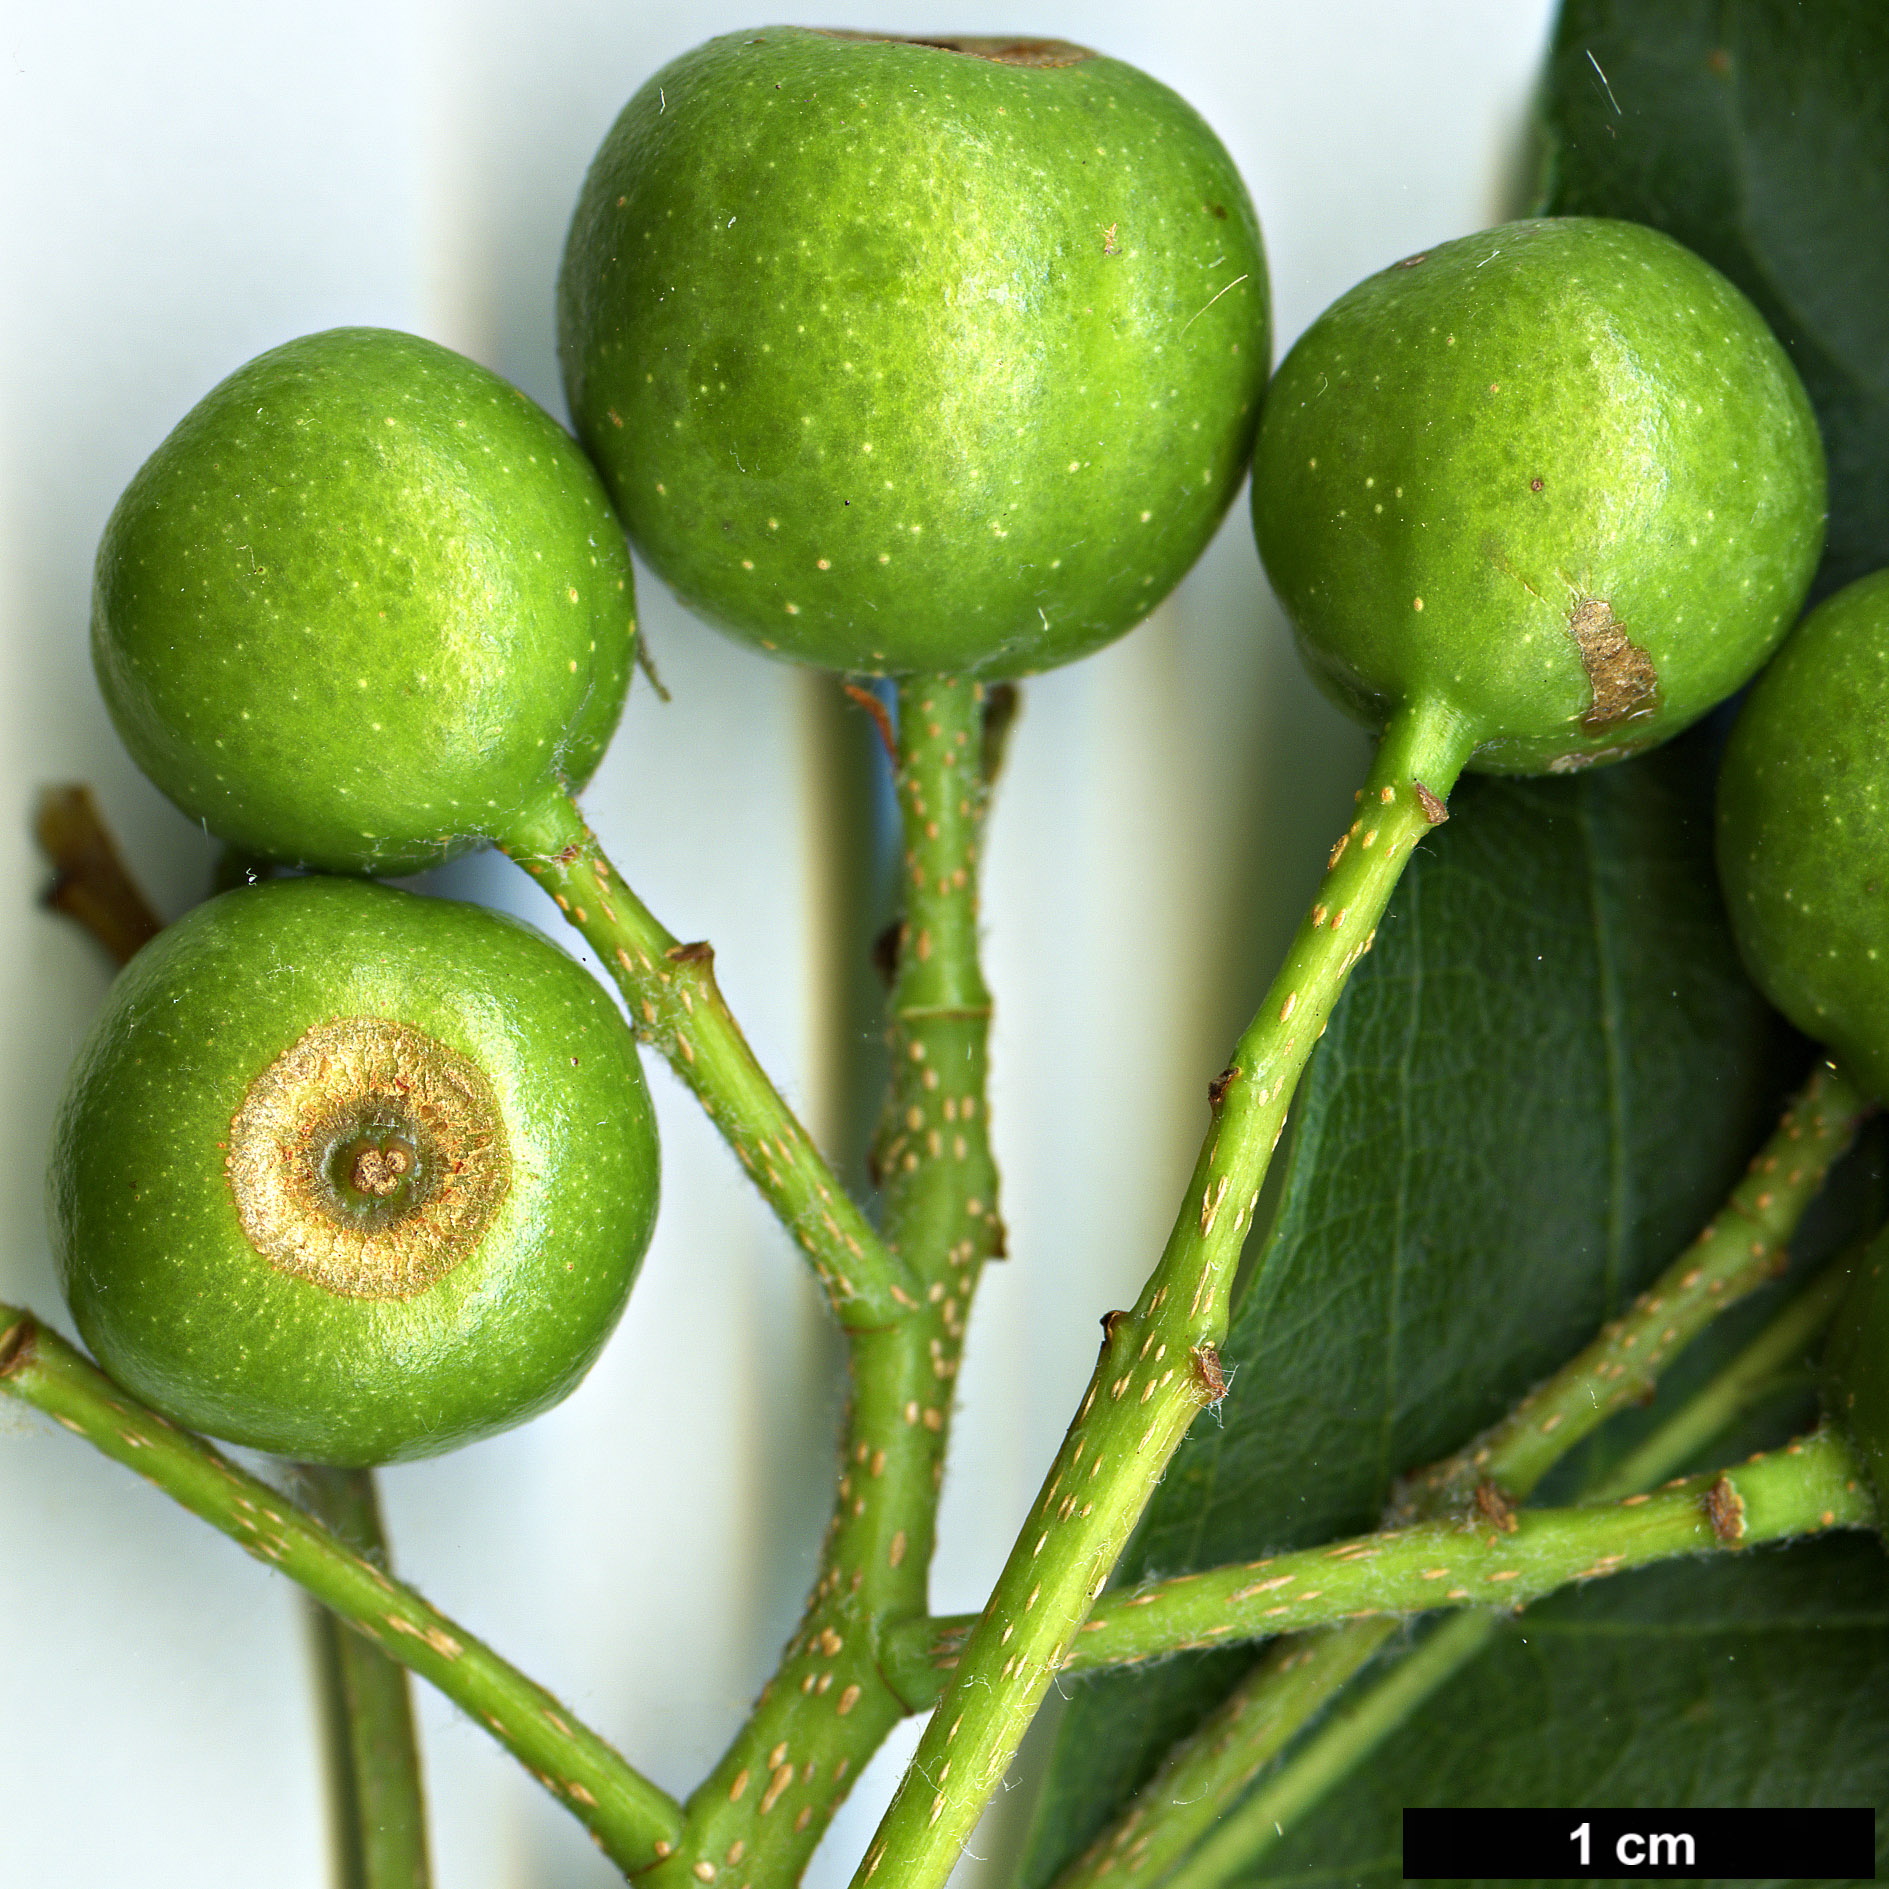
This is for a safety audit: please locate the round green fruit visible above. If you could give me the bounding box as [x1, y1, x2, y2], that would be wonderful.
[48, 877, 659, 1465]
[1717, 569, 1889, 1099]
[1251, 217, 1825, 775]
[93, 327, 636, 876]
[558, 28, 1269, 678]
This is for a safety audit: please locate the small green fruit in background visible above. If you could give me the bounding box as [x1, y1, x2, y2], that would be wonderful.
[93, 328, 636, 876]
[559, 28, 1269, 678]
[48, 877, 659, 1466]
[1251, 217, 1825, 775]
[1717, 568, 1889, 1100]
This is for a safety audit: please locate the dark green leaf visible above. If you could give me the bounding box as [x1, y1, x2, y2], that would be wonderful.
[1538, 0, 1889, 601]
[1019, 734, 1796, 1886]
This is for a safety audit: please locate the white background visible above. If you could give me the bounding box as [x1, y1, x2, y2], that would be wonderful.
[0, 3, 1557, 1883]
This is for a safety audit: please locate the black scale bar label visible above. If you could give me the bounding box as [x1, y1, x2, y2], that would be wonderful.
[1403, 1807, 1876, 1880]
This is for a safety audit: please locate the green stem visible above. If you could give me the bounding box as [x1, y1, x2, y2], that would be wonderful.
[1163, 1612, 1494, 1889]
[37, 797, 429, 1885]
[1595, 1261, 1852, 1498]
[886, 1424, 1870, 1678]
[501, 792, 921, 1333]
[1050, 1621, 1404, 1889]
[636, 677, 1006, 1889]
[33, 783, 164, 966]
[1094, 1435, 1867, 1647]
[1397, 1061, 1868, 1520]
[854, 699, 1476, 1889]
[0, 1310, 682, 1874]
[1157, 1428, 1870, 1889]
[297, 1466, 432, 1889]
[1046, 1263, 1861, 1889]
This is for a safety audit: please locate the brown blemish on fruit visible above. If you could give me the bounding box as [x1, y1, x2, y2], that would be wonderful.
[1567, 597, 1660, 733]
[1546, 742, 1635, 775]
[227, 1018, 510, 1300]
[819, 30, 1092, 67]
[906, 35, 1090, 67]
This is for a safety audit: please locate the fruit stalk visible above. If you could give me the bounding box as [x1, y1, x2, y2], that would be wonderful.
[1399, 1060, 1869, 1519]
[890, 1218, 1860, 1700]
[504, 797, 922, 1333]
[33, 784, 164, 965]
[1160, 1444, 1868, 1889]
[1043, 1622, 1399, 1889]
[944, 1434, 1873, 1662]
[1161, 1612, 1493, 1889]
[887, 1377, 1870, 1687]
[0, 1311, 683, 1874]
[854, 699, 1474, 1889]
[297, 1466, 433, 1889]
[1030, 1064, 1863, 1880]
[627, 677, 1008, 1888]
[1045, 1256, 1863, 1889]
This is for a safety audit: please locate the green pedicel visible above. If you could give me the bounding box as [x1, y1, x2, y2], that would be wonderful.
[854, 221, 1830, 1889]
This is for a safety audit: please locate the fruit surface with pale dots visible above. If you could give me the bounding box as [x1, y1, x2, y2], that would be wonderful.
[93, 328, 636, 874]
[559, 28, 1268, 677]
[1251, 218, 1824, 776]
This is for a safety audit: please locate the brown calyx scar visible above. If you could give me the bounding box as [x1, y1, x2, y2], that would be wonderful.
[349, 1139, 413, 1196]
[1566, 597, 1660, 734]
[227, 1017, 511, 1300]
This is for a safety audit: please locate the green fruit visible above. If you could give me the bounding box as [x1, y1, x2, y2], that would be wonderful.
[1824, 1232, 1889, 1522]
[1717, 569, 1889, 1098]
[1251, 217, 1825, 775]
[93, 328, 636, 876]
[48, 877, 659, 1466]
[558, 28, 1268, 678]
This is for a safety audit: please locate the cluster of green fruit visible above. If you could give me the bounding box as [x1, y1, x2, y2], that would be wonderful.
[45, 26, 1889, 1524]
